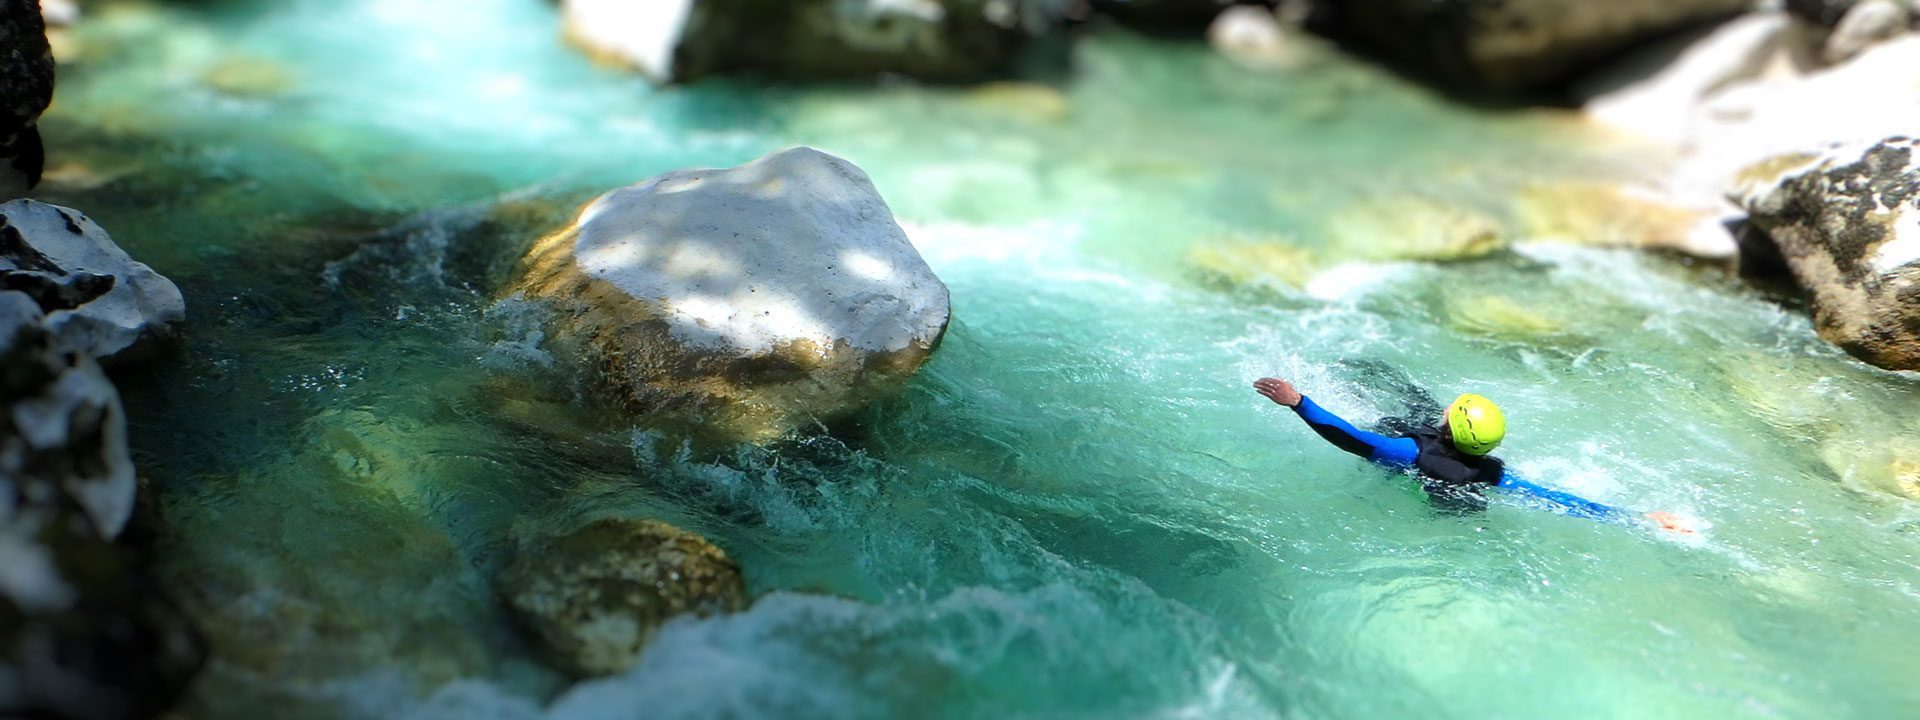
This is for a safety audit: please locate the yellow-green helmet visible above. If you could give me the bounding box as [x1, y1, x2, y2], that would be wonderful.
[1446, 393, 1505, 456]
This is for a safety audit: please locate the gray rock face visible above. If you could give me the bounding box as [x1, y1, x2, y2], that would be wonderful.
[513, 147, 950, 442]
[495, 518, 746, 678]
[1, 199, 186, 364]
[564, 0, 1061, 83]
[1, 0, 54, 198]
[0, 288, 133, 541]
[1734, 137, 1920, 371]
[1335, 0, 1751, 92]
[1, 299, 204, 720]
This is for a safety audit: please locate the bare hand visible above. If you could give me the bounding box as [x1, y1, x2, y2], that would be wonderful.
[1253, 377, 1302, 407]
[1645, 511, 1696, 535]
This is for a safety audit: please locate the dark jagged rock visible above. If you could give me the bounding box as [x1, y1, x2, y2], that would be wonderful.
[0, 199, 185, 365]
[0, 297, 205, 720]
[564, 0, 1064, 83]
[495, 518, 746, 678]
[2, 0, 54, 198]
[1330, 0, 1752, 93]
[1735, 137, 1920, 371]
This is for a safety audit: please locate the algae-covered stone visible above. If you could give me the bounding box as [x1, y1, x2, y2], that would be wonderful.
[564, 0, 1059, 83]
[1822, 436, 1920, 500]
[1515, 182, 1733, 258]
[962, 81, 1070, 124]
[511, 147, 950, 442]
[1, 199, 186, 364]
[496, 518, 746, 678]
[1186, 236, 1319, 291]
[1733, 137, 1920, 371]
[1445, 294, 1568, 340]
[1324, 197, 1504, 262]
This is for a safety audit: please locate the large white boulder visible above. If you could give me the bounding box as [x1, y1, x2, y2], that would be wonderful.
[1, 199, 185, 363]
[514, 147, 950, 441]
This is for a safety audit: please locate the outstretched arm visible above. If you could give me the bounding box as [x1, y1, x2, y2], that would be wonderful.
[1254, 378, 1417, 466]
[1497, 471, 1695, 533]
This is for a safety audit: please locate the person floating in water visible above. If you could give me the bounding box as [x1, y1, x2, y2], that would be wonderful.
[1252, 376, 1694, 534]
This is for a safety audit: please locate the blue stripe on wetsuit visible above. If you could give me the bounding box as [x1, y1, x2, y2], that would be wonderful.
[1290, 395, 1627, 521]
[1293, 395, 1419, 466]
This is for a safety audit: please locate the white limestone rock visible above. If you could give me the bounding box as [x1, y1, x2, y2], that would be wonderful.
[0, 199, 185, 364]
[514, 147, 950, 441]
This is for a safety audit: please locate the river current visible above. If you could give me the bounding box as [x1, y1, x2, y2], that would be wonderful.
[36, 1, 1920, 718]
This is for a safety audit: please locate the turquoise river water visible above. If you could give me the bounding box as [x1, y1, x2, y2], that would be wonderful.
[32, 1, 1920, 718]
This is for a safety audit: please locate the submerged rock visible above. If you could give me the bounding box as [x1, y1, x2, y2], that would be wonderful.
[495, 518, 746, 678]
[0, 199, 186, 364]
[512, 147, 950, 442]
[0, 298, 204, 720]
[1822, 435, 1920, 500]
[1514, 182, 1734, 258]
[2, 0, 53, 198]
[1333, 0, 1751, 92]
[564, 0, 1057, 83]
[1324, 196, 1504, 262]
[1734, 137, 1920, 371]
[1186, 236, 1318, 292]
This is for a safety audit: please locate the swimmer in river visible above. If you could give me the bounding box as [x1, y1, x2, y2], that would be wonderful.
[1253, 376, 1694, 534]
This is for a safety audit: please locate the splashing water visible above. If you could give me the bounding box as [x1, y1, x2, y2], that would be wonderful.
[35, 0, 1920, 718]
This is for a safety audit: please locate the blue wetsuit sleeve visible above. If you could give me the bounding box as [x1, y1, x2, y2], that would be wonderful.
[1496, 472, 1629, 521]
[1292, 395, 1419, 466]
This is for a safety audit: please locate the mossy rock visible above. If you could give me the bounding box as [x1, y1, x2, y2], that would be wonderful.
[1323, 197, 1506, 262]
[201, 55, 297, 98]
[1514, 182, 1714, 254]
[1444, 294, 1568, 339]
[1186, 235, 1320, 291]
[1822, 437, 1920, 501]
[495, 518, 746, 678]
